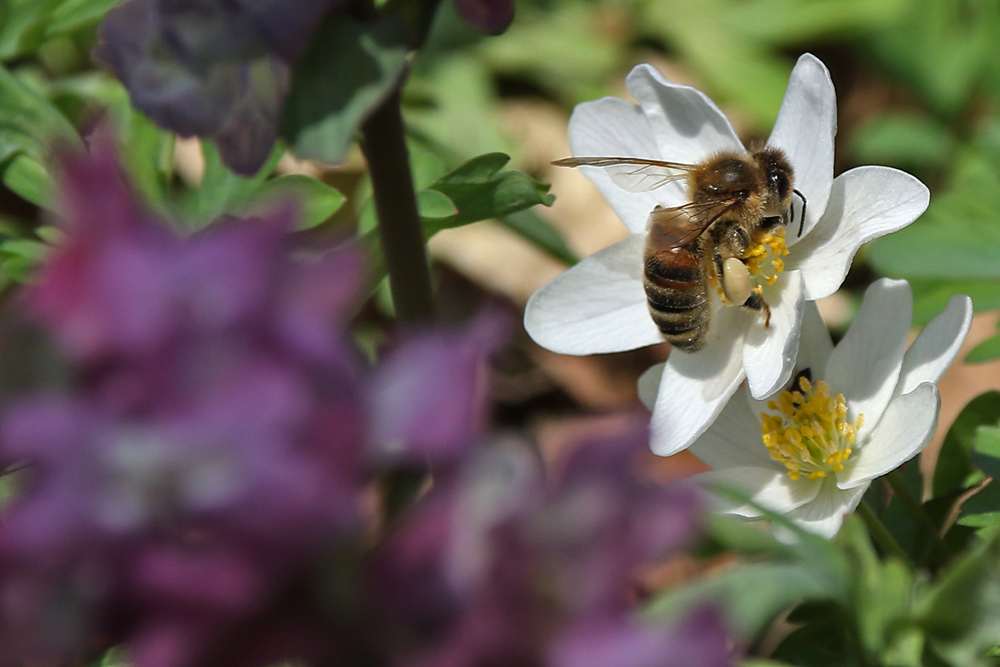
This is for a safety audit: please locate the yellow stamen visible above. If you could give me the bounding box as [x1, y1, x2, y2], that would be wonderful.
[760, 378, 863, 481]
[710, 228, 789, 302]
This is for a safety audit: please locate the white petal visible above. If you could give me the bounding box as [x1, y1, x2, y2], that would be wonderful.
[568, 97, 682, 234]
[796, 300, 834, 379]
[625, 64, 744, 164]
[692, 467, 822, 518]
[824, 279, 912, 429]
[790, 167, 930, 300]
[524, 234, 664, 355]
[896, 295, 973, 397]
[838, 383, 940, 490]
[743, 270, 804, 398]
[689, 386, 780, 471]
[779, 481, 865, 539]
[637, 362, 664, 411]
[649, 306, 750, 455]
[767, 54, 836, 240]
[746, 301, 833, 417]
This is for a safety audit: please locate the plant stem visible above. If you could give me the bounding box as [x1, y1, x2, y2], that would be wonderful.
[361, 87, 436, 323]
[885, 469, 954, 566]
[857, 501, 915, 569]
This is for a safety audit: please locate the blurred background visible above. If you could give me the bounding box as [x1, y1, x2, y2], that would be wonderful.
[1, 0, 999, 483]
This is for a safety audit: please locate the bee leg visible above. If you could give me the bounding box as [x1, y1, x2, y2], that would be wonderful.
[760, 215, 783, 231]
[744, 287, 772, 328]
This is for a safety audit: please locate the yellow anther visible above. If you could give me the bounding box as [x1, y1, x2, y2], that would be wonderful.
[759, 375, 862, 482]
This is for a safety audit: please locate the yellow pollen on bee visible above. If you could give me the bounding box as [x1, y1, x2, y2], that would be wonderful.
[759, 376, 863, 482]
[711, 228, 790, 303]
[744, 228, 789, 284]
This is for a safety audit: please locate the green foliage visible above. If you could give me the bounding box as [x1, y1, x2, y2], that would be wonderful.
[933, 392, 1000, 498]
[966, 321, 1000, 363]
[282, 14, 409, 165]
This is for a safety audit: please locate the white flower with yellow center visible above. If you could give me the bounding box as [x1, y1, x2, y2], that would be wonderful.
[638, 279, 972, 538]
[523, 54, 930, 456]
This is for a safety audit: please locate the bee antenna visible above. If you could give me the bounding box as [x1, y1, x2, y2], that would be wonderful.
[793, 189, 807, 237]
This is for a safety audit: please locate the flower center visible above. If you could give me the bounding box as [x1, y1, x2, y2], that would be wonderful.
[760, 375, 863, 481]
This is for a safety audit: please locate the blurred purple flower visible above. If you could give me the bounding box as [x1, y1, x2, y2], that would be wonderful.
[368, 310, 508, 467]
[370, 426, 731, 667]
[454, 0, 514, 34]
[92, 0, 338, 174]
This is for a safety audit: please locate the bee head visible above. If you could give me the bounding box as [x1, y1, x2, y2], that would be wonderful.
[753, 148, 793, 215]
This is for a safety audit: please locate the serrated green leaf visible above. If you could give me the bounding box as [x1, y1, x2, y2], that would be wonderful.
[933, 392, 1000, 497]
[966, 334, 1000, 364]
[416, 188, 457, 219]
[242, 174, 345, 231]
[282, 15, 408, 164]
[423, 152, 554, 234]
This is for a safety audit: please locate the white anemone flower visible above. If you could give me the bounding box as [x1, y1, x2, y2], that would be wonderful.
[638, 279, 972, 538]
[524, 54, 930, 456]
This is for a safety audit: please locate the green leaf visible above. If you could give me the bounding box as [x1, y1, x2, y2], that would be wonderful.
[0, 0, 62, 60]
[957, 481, 1000, 529]
[48, 0, 121, 34]
[645, 563, 833, 642]
[771, 608, 853, 667]
[241, 174, 345, 230]
[1, 153, 51, 207]
[965, 334, 1000, 364]
[179, 140, 284, 228]
[910, 278, 1000, 326]
[849, 112, 955, 172]
[423, 152, 555, 234]
[0, 237, 49, 282]
[932, 392, 1000, 497]
[416, 188, 457, 219]
[499, 209, 579, 266]
[920, 537, 1000, 664]
[282, 15, 408, 164]
[971, 426, 1000, 481]
[0, 64, 79, 157]
[869, 147, 1000, 283]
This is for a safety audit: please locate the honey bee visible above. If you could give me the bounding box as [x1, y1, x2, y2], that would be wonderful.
[553, 148, 805, 352]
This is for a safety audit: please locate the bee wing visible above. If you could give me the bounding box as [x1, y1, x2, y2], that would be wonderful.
[646, 198, 742, 249]
[551, 157, 696, 192]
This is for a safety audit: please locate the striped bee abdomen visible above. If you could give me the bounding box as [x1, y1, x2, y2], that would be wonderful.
[642, 242, 709, 352]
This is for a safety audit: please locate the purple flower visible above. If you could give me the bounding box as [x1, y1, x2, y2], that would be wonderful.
[370, 424, 728, 667]
[92, 0, 337, 174]
[453, 0, 514, 34]
[368, 310, 508, 467]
